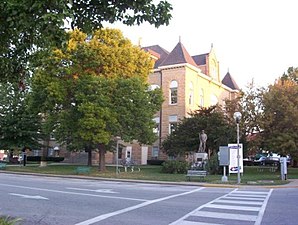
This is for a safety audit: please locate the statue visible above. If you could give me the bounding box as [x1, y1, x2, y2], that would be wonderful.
[198, 130, 207, 152]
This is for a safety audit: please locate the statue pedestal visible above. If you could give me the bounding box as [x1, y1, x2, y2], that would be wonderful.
[194, 153, 208, 162]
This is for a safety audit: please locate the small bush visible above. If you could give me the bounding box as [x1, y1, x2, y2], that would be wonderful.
[147, 159, 165, 165]
[206, 153, 221, 175]
[27, 156, 64, 162]
[161, 160, 189, 174]
[0, 216, 21, 225]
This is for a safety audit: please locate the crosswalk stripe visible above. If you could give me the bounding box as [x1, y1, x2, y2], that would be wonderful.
[193, 211, 258, 221]
[216, 199, 263, 205]
[177, 221, 223, 225]
[228, 194, 266, 198]
[223, 196, 265, 201]
[206, 203, 260, 211]
[235, 191, 269, 195]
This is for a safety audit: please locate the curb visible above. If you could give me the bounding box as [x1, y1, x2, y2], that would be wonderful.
[1, 170, 298, 189]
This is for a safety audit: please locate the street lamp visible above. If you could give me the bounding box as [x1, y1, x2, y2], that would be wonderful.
[233, 112, 242, 184]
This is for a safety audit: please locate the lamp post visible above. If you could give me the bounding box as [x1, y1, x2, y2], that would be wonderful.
[233, 112, 242, 184]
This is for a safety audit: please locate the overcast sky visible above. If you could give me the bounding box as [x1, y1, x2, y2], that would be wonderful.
[107, 0, 298, 89]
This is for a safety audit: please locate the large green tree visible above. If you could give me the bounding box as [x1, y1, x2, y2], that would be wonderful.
[162, 106, 236, 158]
[260, 77, 298, 160]
[30, 28, 163, 171]
[0, 81, 42, 155]
[0, 0, 172, 81]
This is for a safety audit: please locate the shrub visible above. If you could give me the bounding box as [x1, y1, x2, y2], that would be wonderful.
[206, 152, 221, 175]
[147, 159, 165, 165]
[27, 156, 64, 162]
[161, 160, 189, 174]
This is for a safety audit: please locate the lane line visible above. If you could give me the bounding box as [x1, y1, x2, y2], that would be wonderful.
[0, 183, 148, 202]
[254, 189, 273, 225]
[75, 187, 205, 225]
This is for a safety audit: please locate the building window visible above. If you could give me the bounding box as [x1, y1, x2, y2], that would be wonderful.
[169, 115, 178, 134]
[149, 84, 160, 91]
[170, 80, 178, 104]
[152, 117, 160, 135]
[200, 88, 204, 107]
[152, 146, 159, 158]
[189, 82, 193, 105]
[211, 94, 218, 106]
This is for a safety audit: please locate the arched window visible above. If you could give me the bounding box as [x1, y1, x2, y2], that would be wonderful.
[200, 88, 204, 107]
[211, 94, 218, 106]
[189, 82, 193, 105]
[149, 84, 160, 91]
[170, 80, 178, 104]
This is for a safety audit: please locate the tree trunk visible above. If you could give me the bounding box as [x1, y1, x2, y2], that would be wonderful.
[98, 144, 106, 172]
[40, 137, 49, 167]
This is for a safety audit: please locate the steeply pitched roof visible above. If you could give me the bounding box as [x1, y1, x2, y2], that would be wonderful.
[192, 53, 208, 66]
[142, 45, 169, 68]
[222, 72, 240, 90]
[159, 42, 198, 68]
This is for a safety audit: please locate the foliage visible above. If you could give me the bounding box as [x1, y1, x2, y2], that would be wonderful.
[147, 159, 165, 165]
[0, 217, 21, 225]
[260, 77, 298, 160]
[161, 160, 189, 174]
[281, 66, 298, 84]
[0, 0, 172, 81]
[162, 106, 236, 157]
[27, 156, 64, 162]
[206, 152, 221, 175]
[0, 81, 42, 151]
[30, 29, 163, 170]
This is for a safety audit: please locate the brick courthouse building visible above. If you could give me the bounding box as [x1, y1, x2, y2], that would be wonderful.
[101, 41, 240, 165]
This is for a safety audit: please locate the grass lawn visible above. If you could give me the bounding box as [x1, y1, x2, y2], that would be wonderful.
[3, 163, 298, 185]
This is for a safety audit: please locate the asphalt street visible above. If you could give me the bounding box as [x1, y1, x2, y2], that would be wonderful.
[0, 173, 297, 225]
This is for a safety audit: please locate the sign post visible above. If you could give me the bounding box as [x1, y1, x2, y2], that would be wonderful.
[219, 146, 229, 182]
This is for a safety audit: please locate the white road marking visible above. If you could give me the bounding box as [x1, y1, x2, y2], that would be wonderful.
[170, 188, 273, 225]
[169, 188, 239, 225]
[235, 191, 269, 195]
[223, 196, 265, 201]
[216, 199, 263, 205]
[66, 187, 118, 193]
[75, 187, 205, 225]
[254, 189, 273, 225]
[0, 183, 147, 202]
[9, 193, 49, 200]
[177, 221, 223, 225]
[227, 194, 267, 198]
[193, 211, 258, 221]
[206, 203, 260, 211]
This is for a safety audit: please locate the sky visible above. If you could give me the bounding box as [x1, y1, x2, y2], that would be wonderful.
[106, 0, 298, 89]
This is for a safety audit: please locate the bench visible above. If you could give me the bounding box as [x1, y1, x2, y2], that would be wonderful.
[0, 163, 7, 170]
[186, 170, 207, 181]
[75, 167, 91, 175]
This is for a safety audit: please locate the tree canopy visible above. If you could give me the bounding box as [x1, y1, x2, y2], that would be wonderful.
[30, 28, 163, 170]
[260, 78, 298, 159]
[162, 106, 236, 157]
[0, 81, 42, 151]
[0, 0, 172, 81]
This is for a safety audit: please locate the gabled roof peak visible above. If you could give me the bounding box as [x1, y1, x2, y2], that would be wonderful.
[222, 71, 240, 90]
[159, 41, 198, 68]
